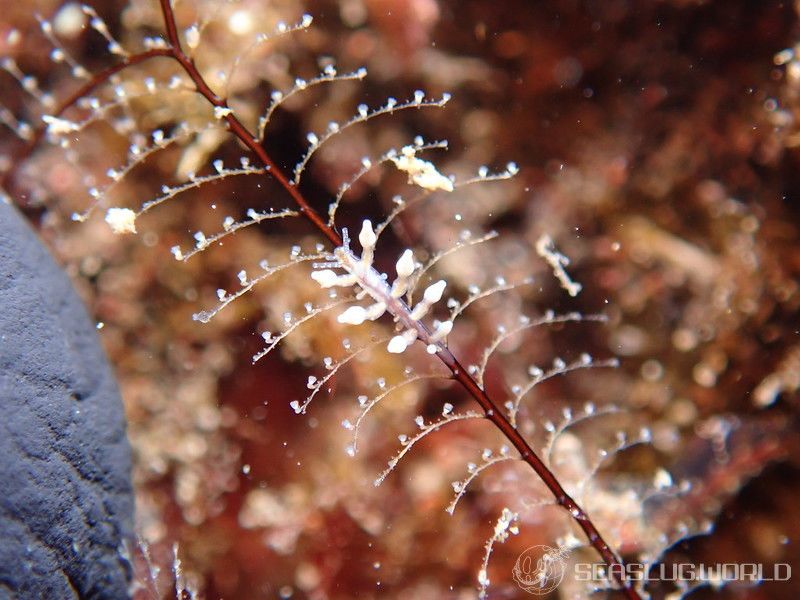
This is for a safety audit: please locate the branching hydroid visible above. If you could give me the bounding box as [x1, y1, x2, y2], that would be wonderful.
[4, 2, 767, 597]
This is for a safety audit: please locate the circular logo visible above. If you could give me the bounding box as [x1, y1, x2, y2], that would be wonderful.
[512, 545, 567, 595]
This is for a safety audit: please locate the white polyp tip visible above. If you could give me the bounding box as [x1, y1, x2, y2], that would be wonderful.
[359, 219, 377, 249]
[430, 320, 453, 342]
[337, 306, 367, 325]
[364, 302, 387, 321]
[104, 207, 137, 234]
[186, 25, 201, 49]
[396, 249, 415, 278]
[423, 280, 447, 304]
[387, 335, 409, 354]
[310, 269, 338, 288]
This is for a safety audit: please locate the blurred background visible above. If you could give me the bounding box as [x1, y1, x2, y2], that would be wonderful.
[1, 0, 799, 598]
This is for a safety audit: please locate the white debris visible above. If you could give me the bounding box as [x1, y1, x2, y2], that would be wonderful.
[535, 234, 582, 297]
[42, 115, 80, 135]
[391, 146, 453, 192]
[654, 468, 673, 490]
[213, 106, 233, 119]
[104, 207, 137, 234]
[53, 3, 85, 37]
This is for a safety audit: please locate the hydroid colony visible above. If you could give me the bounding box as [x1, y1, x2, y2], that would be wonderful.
[4, 1, 789, 598]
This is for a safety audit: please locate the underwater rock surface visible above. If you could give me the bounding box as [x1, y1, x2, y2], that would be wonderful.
[0, 201, 133, 599]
